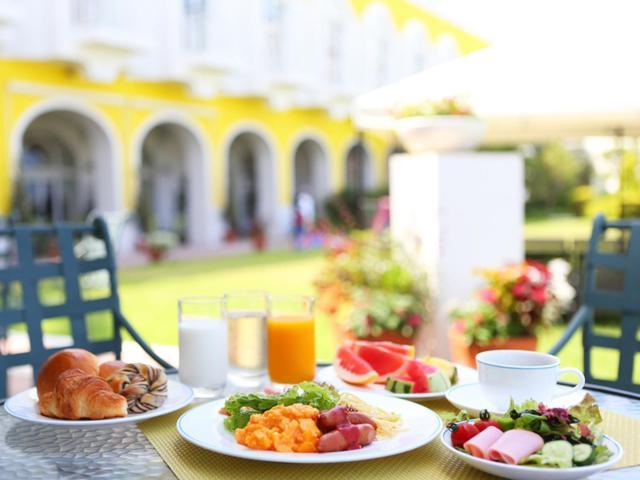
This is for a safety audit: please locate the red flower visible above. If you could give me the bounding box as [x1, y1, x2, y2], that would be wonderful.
[531, 287, 547, 305]
[512, 280, 530, 300]
[407, 314, 422, 327]
[479, 288, 498, 304]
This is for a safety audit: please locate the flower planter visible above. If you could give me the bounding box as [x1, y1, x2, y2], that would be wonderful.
[448, 327, 537, 368]
[395, 115, 485, 154]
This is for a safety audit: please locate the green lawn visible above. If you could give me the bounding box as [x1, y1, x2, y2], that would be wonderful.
[524, 214, 593, 241]
[18, 214, 634, 382]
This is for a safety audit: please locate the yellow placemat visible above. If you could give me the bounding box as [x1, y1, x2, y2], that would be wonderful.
[140, 399, 640, 480]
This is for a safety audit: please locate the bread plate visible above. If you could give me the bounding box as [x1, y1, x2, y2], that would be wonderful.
[177, 391, 442, 463]
[4, 379, 194, 427]
[440, 428, 623, 480]
[316, 364, 478, 400]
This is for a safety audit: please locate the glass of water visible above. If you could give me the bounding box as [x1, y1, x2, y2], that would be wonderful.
[223, 291, 268, 385]
[178, 296, 228, 398]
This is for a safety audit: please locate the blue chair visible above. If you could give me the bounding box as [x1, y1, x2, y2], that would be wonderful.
[0, 217, 173, 398]
[550, 214, 640, 396]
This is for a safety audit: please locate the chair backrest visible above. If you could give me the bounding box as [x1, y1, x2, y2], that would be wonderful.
[581, 214, 640, 393]
[0, 218, 123, 397]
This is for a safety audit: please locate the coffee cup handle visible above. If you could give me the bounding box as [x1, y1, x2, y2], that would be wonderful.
[552, 368, 586, 398]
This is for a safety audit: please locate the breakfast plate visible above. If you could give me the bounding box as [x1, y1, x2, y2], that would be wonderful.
[440, 428, 623, 480]
[446, 382, 586, 416]
[4, 379, 194, 427]
[316, 363, 478, 400]
[177, 391, 442, 463]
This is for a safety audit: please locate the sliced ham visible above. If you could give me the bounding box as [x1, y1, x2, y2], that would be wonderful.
[488, 429, 544, 465]
[463, 426, 503, 459]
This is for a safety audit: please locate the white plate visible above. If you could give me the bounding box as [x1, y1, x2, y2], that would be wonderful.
[446, 382, 587, 416]
[440, 428, 623, 480]
[4, 379, 194, 427]
[316, 364, 478, 400]
[177, 391, 442, 463]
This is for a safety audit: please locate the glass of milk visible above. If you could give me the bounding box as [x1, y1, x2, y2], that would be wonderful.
[178, 296, 228, 398]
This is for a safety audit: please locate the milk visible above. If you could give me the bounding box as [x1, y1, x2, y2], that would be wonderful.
[178, 317, 228, 389]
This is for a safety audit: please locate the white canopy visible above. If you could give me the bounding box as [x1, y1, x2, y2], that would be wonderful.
[352, 36, 640, 143]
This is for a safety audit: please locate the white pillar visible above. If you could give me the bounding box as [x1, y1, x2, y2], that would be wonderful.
[390, 152, 525, 357]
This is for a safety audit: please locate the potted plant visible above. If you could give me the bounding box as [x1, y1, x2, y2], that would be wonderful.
[137, 230, 179, 263]
[448, 259, 575, 367]
[314, 231, 429, 345]
[394, 97, 485, 153]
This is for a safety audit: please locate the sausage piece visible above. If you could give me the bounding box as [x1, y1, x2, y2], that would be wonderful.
[346, 411, 377, 429]
[317, 406, 349, 433]
[317, 424, 376, 452]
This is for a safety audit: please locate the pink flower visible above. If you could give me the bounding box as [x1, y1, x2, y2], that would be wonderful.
[407, 314, 422, 327]
[479, 288, 498, 304]
[452, 319, 465, 332]
[512, 280, 530, 300]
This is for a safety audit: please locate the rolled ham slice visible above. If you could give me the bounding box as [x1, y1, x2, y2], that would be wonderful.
[463, 426, 503, 459]
[488, 429, 544, 465]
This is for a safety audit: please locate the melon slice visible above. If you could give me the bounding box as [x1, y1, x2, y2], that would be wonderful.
[333, 346, 378, 385]
[406, 359, 431, 393]
[351, 344, 409, 384]
[347, 340, 415, 358]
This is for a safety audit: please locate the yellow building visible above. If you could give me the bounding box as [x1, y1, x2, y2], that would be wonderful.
[0, 0, 484, 248]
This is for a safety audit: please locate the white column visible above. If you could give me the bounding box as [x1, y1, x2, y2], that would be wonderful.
[390, 152, 525, 357]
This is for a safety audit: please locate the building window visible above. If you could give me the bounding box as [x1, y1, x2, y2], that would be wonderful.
[184, 0, 209, 53]
[71, 0, 121, 28]
[264, 0, 285, 72]
[327, 20, 343, 84]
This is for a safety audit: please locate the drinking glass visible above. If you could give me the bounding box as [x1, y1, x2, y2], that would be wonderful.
[178, 296, 227, 398]
[223, 291, 269, 385]
[267, 294, 315, 384]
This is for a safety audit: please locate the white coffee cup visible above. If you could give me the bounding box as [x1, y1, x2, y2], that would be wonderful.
[476, 350, 585, 412]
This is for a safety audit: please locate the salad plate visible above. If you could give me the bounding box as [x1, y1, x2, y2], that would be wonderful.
[446, 382, 586, 415]
[441, 429, 622, 480]
[317, 363, 478, 400]
[177, 390, 442, 463]
[440, 396, 623, 480]
[4, 380, 194, 428]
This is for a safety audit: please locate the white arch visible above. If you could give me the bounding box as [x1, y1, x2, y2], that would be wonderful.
[132, 111, 214, 246]
[290, 131, 332, 207]
[434, 33, 460, 64]
[9, 97, 123, 211]
[343, 138, 375, 189]
[362, 2, 396, 90]
[223, 122, 279, 236]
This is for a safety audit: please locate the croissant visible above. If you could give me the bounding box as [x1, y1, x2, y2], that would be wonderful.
[106, 363, 168, 414]
[39, 369, 128, 420]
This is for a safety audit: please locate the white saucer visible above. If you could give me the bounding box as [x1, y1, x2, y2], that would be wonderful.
[446, 382, 586, 416]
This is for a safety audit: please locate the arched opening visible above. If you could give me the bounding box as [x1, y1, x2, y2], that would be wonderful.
[227, 131, 275, 236]
[293, 139, 329, 214]
[13, 110, 115, 223]
[136, 123, 208, 244]
[345, 142, 372, 191]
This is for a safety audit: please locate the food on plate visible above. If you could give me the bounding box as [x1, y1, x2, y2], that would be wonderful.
[221, 382, 401, 453]
[446, 395, 613, 468]
[36, 348, 168, 419]
[235, 404, 322, 453]
[98, 360, 127, 379]
[333, 341, 457, 394]
[37, 349, 99, 398]
[38, 368, 128, 420]
[105, 363, 168, 413]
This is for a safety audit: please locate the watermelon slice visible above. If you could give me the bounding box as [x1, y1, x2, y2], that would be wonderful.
[406, 360, 431, 393]
[333, 346, 378, 385]
[347, 340, 415, 358]
[351, 344, 409, 383]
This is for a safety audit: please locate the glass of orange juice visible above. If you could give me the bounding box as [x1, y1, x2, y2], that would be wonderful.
[267, 295, 315, 384]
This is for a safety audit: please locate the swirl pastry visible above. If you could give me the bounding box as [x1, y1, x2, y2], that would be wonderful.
[106, 363, 168, 414]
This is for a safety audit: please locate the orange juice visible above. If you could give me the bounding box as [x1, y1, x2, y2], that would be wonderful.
[267, 315, 315, 384]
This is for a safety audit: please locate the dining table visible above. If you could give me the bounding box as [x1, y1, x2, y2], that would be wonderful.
[0, 366, 638, 480]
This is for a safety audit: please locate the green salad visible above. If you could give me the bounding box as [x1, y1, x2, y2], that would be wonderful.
[445, 394, 613, 468]
[221, 381, 339, 431]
